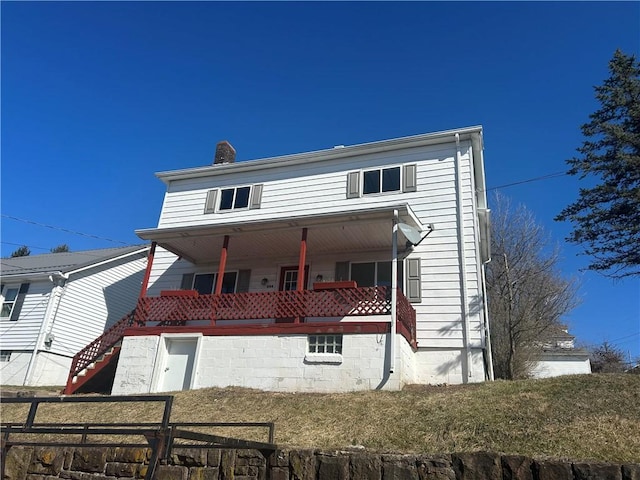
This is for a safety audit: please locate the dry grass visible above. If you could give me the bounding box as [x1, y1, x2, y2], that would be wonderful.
[2, 374, 639, 462]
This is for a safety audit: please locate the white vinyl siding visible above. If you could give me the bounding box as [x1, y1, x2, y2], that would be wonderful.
[151, 140, 483, 349]
[48, 253, 147, 357]
[0, 281, 51, 350]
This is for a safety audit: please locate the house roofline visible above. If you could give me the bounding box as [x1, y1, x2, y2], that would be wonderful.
[155, 126, 484, 184]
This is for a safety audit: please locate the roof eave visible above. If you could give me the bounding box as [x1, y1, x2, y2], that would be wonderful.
[155, 126, 484, 185]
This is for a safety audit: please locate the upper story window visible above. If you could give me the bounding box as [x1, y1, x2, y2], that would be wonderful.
[363, 167, 401, 194]
[220, 186, 251, 210]
[346, 164, 416, 199]
[1, 285, 20, 319]
[204, 184, 263, 214]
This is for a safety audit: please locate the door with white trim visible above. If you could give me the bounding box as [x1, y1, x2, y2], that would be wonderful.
[159, 338, 197, 392]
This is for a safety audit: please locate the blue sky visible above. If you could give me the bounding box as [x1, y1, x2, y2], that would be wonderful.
[2, 2, 639, 362]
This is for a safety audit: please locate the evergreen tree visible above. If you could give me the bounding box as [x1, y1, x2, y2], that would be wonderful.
[556, 50, 640, 278]
[50, 244, 70, 253]
[10, 245, 31, 257]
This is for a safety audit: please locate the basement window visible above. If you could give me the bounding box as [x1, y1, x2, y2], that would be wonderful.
[305, 335, 343, 364]
[308, 334, 343, 354]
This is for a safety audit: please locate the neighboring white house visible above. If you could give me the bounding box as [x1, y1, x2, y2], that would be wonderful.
[109, 126, 494, 395]
[0, 245, 149, 386]
[530, 325, 591, 379]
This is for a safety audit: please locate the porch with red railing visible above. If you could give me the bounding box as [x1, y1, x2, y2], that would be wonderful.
[64, 286, 416, 394]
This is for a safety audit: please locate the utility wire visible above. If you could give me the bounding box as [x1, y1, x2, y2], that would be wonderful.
[1, 214, 130, 245]
[485, 171, 568, 192]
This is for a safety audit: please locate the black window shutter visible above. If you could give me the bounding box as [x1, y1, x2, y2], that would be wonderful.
[180, 273, 195, 290]
[10, 283, 30, 321]
[237, 270, 251, 292]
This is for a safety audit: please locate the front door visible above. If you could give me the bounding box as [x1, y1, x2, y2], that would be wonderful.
[278, 266, 309, 291]
[159, 338, 197, 392]
[277, 266, 309, 323]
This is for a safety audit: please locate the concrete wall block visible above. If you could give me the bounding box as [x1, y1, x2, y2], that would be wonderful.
[452, 452, 501, 480]
[289, 450, 318, 480]
[573, 463, 623, 480]
[170, 448, 207, 467]
[269, 451, 290, 468]
[104, 462, 137, 477]
[107, 447, 148, 464]
[622, 464, 640, 480]
[206, 449, 221, 468]
[219, 450, 236, 480]
[415, 455, 454, 480]
[70, 448, 109, 474]
[28, 448, 66, 476]
[349, 452, 382, 480]
[187, 466, 218, 480]
[534, 460, 573, 480]
[501, 455, 534, 480]
[317, 453, 349, 479]
[155, 465, 187, 480]
[3, 446, 33, 480]
[381, 454, 419, 480]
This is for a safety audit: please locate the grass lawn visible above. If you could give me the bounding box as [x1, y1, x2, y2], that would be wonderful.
[2, 374, 639, 463]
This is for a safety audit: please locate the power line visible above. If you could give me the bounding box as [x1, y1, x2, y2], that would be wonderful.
[485, 171, 568, 191]
[1, 214, 130, 245]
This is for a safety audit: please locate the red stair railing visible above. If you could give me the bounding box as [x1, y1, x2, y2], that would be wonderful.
[63, 310, 136, 394]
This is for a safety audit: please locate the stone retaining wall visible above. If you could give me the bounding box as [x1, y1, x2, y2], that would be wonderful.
[2, 446, 639, 480]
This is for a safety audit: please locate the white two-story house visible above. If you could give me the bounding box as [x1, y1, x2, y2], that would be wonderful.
[68, 126, 492, 395]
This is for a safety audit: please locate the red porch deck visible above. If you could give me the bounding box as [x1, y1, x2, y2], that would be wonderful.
[64, 286, 416, 395]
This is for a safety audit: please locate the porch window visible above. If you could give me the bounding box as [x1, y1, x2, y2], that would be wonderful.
[1, 285, 19, 319]
[350, 261, 402, 289]
[0, 350, 11, 362]
[220, 186, 251, 210]
[308, 334, 343, 354]
[363, 166, 401, 194]
[192, 272, 238, 294]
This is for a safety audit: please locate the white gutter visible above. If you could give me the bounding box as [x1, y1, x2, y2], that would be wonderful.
[390, 209, 399, 374]
[65, 247, 149, 276]
[155, 126, 484, 184]
[455, 134, 473, 381]
[24, 271, 68, 386]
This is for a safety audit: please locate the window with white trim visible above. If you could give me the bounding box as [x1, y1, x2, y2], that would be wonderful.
[363, 166, 401, 194]
[220, 186, 251, 210]
[1, 285, 19, 319]
[0, 350, 11, 362]
[192, 272, 238, 295]
[308, 334, 343, 354]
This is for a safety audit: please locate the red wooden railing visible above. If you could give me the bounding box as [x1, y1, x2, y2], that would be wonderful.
[64, 310, 136, 393]
[135, 287, 396, 325]
[65, 287, 418, 394]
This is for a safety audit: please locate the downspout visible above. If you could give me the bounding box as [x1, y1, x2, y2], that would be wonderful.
[455, 133, 473, 381]
[24, 272, 68, 386]
[390, 210, 398, 373]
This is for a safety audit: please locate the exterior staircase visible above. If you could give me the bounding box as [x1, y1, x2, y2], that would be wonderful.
[63, 310, 136, 395]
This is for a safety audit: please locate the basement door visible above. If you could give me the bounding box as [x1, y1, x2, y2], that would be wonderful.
[159, 338, 197, 392]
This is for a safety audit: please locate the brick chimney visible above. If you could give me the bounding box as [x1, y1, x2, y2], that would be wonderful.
[214, 140, 236, 165]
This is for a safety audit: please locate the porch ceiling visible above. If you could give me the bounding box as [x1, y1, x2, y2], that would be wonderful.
[136, 204, 423, 265]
